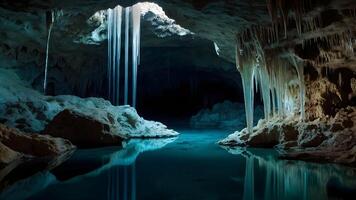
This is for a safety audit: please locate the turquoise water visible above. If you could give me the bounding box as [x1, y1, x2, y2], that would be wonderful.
[1, 129, 356, 200]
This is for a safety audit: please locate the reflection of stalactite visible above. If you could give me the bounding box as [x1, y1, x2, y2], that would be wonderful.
[131, 163, 136, 200]
[107, 166, 120, 200]
[106, 163, 136, 200]
[236, 152, 356, 200]
[260, 158, 314, 200]
[243, 156, 255, 200]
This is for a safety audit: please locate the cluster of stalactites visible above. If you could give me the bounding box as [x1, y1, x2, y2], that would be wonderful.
[107, 4, 141, 107]
[264, 0, 355, 49]
[265, 0, 313, 38]
[304, 30, 354, 67]
[236, 30, 305, 134]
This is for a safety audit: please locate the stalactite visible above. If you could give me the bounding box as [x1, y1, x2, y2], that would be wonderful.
[107, 4, 141, 107]
[265, 0, 317, 40]
[235, 26, 306, 133]
[214, 42, 220, 56]
[302, 30, 353, 67]
[107, 6, 123, 105]
[124, 7, 130, 105]
[289, 55, 305, 120]
[107, 8, 112, 100]
[256, 64, 272, 120]
[132, 4, 141, 108]
[235, 31, 260, 134]
[43, 10, 55, 94]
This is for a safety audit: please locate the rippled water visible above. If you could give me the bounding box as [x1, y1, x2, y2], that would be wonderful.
[1, 129, 356, 200]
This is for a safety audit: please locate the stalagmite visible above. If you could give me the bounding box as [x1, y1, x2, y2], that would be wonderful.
[43, 10, 55, 94]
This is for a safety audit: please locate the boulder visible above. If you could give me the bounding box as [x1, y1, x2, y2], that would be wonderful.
[44, 109, 125, 148]
[0, 141, 22, 165]
[0, 123, 75, 165]
[247, 128, 280, 148]
[218, 122, 279, 148]
[0, 69, 179, 141]
[279, 124, 299, 142]
[299, 132, 327, 148]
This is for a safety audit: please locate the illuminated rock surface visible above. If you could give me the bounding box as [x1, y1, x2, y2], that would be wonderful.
[0, 69, 178, 141]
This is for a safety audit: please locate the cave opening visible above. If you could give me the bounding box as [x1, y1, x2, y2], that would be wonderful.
[136, 48, 244, 123]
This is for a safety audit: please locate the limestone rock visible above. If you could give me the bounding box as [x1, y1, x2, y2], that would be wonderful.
[299, 131, 327, 148]
[44, 109, 125, 148]
[220, 106, 356, 165]
[0, 69, 179, 140]
[0, 141, 23, 165]
[0, 123, 75, 157]
[0, 123, 75, 166]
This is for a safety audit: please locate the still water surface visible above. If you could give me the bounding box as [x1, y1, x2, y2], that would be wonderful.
[1, 129, 356, 200]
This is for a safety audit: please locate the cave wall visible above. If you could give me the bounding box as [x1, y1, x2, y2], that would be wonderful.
[0, 0, 355, 122]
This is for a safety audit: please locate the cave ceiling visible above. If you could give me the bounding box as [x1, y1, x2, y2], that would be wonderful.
[0, 0, 355, 71]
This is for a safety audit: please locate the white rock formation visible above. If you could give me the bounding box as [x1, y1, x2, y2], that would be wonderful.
[75, 2, 192, 45]
[0, 68, 178, 138]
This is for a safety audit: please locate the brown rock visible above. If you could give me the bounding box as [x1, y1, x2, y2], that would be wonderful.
[44, 109, 125, 148]
[0, 141, 22, 165]
[280, 124, 299, 142]
[276, 141, 298, 150]
[299, 132, 326, 148]
[247, 128, 280, 148]
[0, 124, 75, 157]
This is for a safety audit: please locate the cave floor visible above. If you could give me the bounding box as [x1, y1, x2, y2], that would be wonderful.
[2, 129, 356, 200]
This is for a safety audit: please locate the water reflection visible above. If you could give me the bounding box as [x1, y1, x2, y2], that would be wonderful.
[0, 137, 176, 200]
[222, 147, 356, 200]
[2, 130, 356, 200]
[107, 163, 136, 200]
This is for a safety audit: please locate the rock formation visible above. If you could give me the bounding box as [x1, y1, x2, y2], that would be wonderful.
[0, 69, 178, 142]
[0, 0, 354, 166]
[0, 123, 75, 165]
[191, 101, 264, 130]
[219, 106, 356, 165]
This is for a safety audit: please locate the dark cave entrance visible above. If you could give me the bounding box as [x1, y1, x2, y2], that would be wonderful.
[136, 66, 244, 123]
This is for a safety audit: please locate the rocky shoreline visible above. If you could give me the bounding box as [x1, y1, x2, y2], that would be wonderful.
[219, 106, 356, 166]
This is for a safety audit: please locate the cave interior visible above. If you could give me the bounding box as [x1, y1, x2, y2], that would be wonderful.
[0, 0, 355, 199]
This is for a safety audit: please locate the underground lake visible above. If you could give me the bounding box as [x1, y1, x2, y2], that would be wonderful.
[2, 129, 356, 200]
[0, 0, 356, 199]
